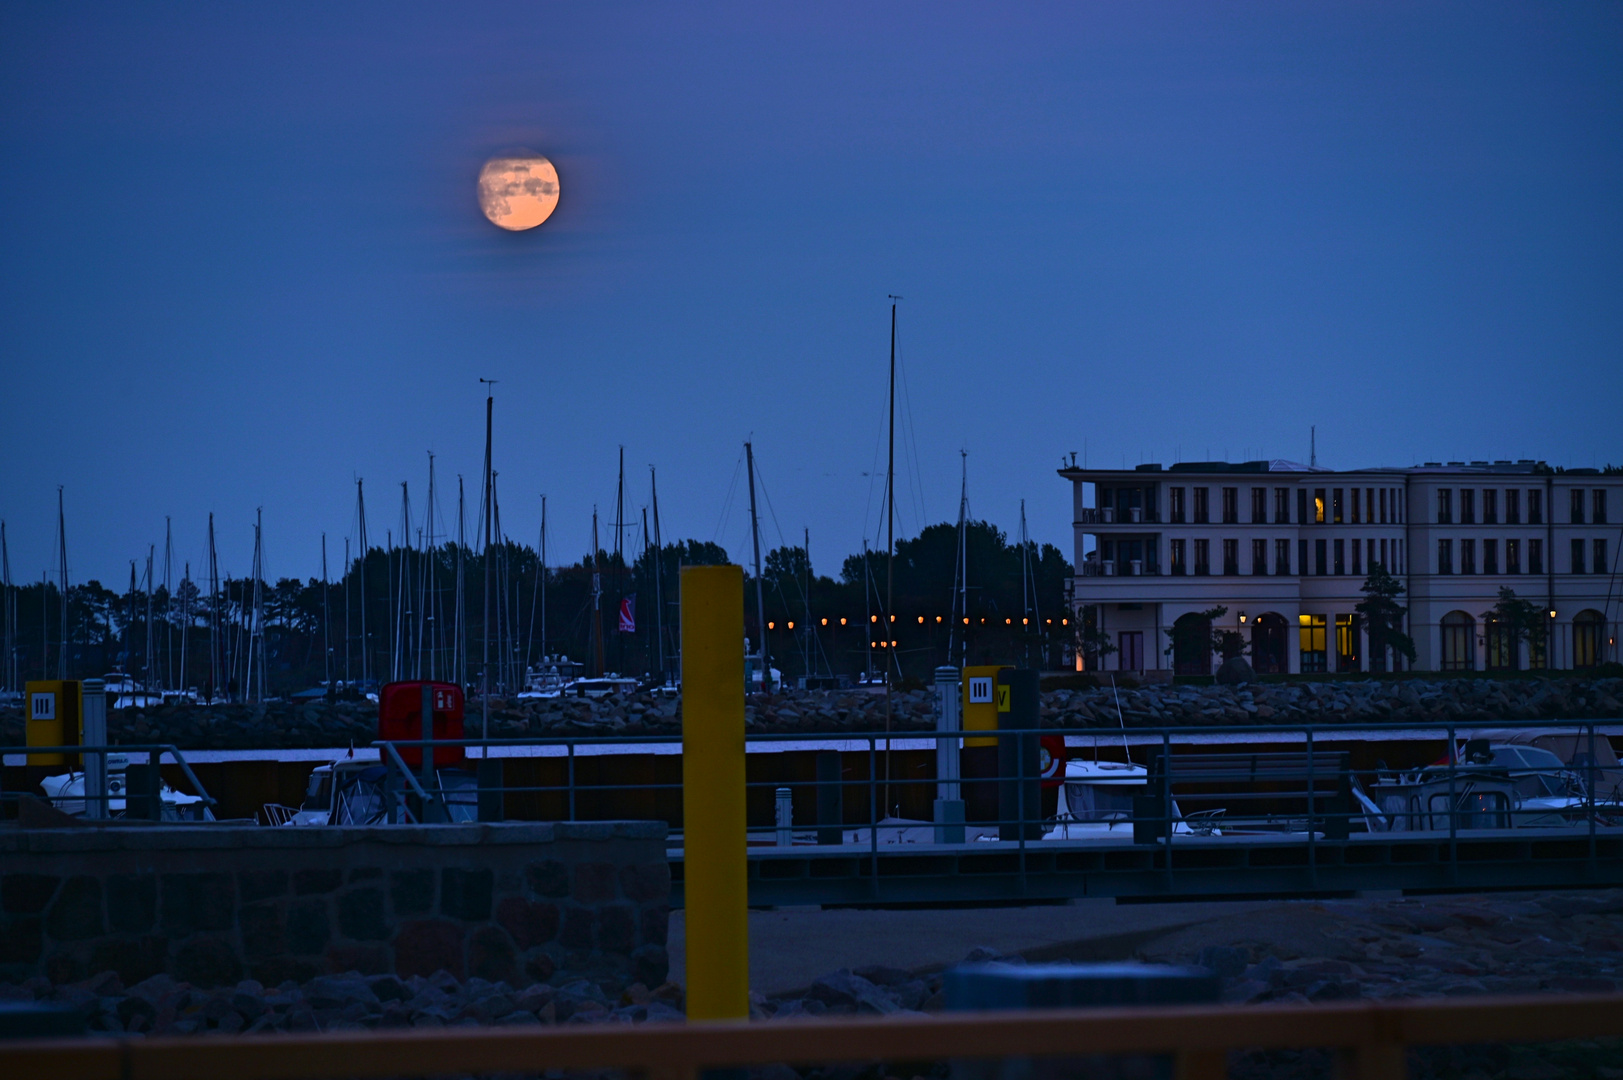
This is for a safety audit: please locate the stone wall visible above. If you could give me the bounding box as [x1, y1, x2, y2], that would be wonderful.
[0, 821, 670, 992]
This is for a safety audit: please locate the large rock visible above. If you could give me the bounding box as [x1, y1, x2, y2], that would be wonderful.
[1215, 657, 1255, 686]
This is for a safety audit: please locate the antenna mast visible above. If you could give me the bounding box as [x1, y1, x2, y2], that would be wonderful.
[479, 380, 495, 743]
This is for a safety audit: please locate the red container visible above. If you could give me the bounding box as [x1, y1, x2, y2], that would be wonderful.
[378, 681, 465, 767]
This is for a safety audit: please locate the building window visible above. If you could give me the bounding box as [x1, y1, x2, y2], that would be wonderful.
[1298, 615, 1327, 674]
[1298, 489, 1309, 525]
[1506, 489, 1520, 524]
[1438, 539, 1453, 575]
[1223, 538, 1239, 575]
[1461, 538, 1476, 574]
[1194, 539, 1210, 576]
[1575, 610, 1604, 669]
[1440, 611, 1476, 671]
[1571, 488, 1585, 524]
[1118, 631, 1144, 672]
[1483, 539, 1497, 575]
[1299, 539, 1309, 578]
[1333, 538, 1345, 575]
[1250, 487, 1266, 524]
[1193, 487, 1209, 524]
[1222, 487, 1238, 524]
[1379, 488, 1387, 523]
[1597, 539, 1609, 576]
[1367, 538, 1376, 572]
[1170, 539, 1186, 576]
[1483, 489, 1497, 524]
[1460, 489, 1475, 524]
[1572, 538, 1586, 574]
[1529, 489, 1543, 525]
[1396, 539, 1404, 573]
[1276, 538, 1291, 575]
[1506, 538, 1520, 574]
[1366, 488, 1375, 523]
[1597, 490, 1609, 524]
[1350, 488, 1360, 524]
[1275, 488, 1290, 524]
[1486, 618, 1517, 671]
[1170, 487, 1185, 523]
[1380, 538, 1388, 568]
[1331, 489, 1342, 524]
[1336, 614, 1360, 672]
[1352, 538, 1363, 575]
[1315, 538, 1328, 576]
[1529, 538, 1543, 575]
[1251, 538, 1267, 575]
[1437, 489, 1452, 524]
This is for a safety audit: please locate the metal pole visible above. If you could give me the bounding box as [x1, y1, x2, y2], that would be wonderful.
[679, 564, 748, 1021]
[420, 681, 436, 817]
[81, 678, 106, 820]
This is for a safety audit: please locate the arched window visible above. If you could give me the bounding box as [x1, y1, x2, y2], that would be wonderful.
[1171, 612, 1212, 676]
[1440, 611, 1475, 671]
[1574, 609, 1604, 669]
[1250, 613, 1288, 674]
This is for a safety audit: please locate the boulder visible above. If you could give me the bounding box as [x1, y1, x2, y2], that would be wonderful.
[1215, 657, 1255, 686]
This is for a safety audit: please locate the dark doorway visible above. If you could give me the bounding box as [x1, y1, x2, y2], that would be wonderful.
[1251, 613, 1287, 674]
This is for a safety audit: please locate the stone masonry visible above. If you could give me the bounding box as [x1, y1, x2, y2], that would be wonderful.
[0, 821, 670, 993]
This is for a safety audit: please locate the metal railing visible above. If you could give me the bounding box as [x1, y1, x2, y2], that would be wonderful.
[0, 743, 217, 820]
[5, 993, 1623, 1080]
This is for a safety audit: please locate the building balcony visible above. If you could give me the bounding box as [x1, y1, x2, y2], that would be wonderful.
[1080, 560, 1161, 577]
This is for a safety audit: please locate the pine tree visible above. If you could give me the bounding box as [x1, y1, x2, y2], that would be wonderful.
[1356, 562, 1416, 667]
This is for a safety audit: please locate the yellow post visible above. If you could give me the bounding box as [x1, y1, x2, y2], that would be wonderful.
[680, 564, 749, 1021]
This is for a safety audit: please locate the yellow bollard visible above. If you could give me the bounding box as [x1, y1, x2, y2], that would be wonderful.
[680, 564, 750, 1021]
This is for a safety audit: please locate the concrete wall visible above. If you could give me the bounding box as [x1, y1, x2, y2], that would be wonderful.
[0, 821, 669, 991]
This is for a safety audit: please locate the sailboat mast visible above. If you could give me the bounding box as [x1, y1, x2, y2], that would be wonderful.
[1, 520, 12, 693]
[884, 298, 898, 811]
[56, 488, 68, 679]
[539, 495, 547, 663]
[343, 538, 350, 688]
[615, 446, 625, 675]
[356, 479, 370, 686]
[423, 453, 437, 681]
[745, 441, 768, 692]
[321, 533, 331, 688]
[480, 383, 494, 741]
[649, 470, 663, 679]
[455, 476, 465, 688]
[207, 512, 220, 700]
[145, 546, 155, 689]
[804, 526, 814, 678]
[163, 517, 174, 690]
[591, 508, 604, 676]
[180, 561, 190, 693]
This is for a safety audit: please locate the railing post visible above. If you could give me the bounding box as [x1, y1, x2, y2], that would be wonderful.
[679, 565, 749, 1022]
[80, 679, 107, 820]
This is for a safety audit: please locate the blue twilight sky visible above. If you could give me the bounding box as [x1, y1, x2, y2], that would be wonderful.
[2, 2, 1620, 588]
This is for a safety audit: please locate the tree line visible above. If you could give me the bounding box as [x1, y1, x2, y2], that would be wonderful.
[1, 520, 1073, 697]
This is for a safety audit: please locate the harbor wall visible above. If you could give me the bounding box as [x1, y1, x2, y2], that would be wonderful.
[0, 821, 670, 991]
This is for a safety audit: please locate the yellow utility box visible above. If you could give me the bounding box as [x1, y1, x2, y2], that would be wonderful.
[961, 664, 1010, 747]
[25, 680, 83, 766]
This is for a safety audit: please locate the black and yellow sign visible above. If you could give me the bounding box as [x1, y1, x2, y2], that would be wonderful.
[962, 664, 1010, 747]
[995, 684, 1011, 712]
[25, 680, 82, 766]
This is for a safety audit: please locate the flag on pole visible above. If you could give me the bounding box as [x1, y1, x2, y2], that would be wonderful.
[618, 596, 636, 633]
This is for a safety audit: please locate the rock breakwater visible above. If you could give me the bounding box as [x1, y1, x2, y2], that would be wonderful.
[1, 676, 1619, 751]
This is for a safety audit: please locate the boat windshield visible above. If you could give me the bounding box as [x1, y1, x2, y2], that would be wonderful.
[1065, 781, 1146, 822]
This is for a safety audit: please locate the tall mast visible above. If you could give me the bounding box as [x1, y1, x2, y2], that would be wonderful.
[455, 476, 465, 688]
[641, 507, 651, 673]
[395, 481, 411, 682]
[804, 526, 814, 678]
[145, 546, 155, 689]
[207, 513, 220, 699]
[56, 488, 68, 679]
[249, 508, 266, 701]
[745, 441, 769, 692]
[127, 562, 137, 685]
[1019, 499, 1031, 668]
[863, 539, 873, 681]
[163, 517, 174, 690]
[424, 452, 438, 681]
[539, 495, 548, 663]
[342, 538, 350, 688]
[526, 498, 543, 674]
[884, 297, 898, 810]
[950, 451, 968, 667]
[355, 479, 369, 685]
[591, 508, 604, 677]
[321, 533, 331, 688]
[480, 380, 495, 742]
[615, 446, 625, 674]
[649, 469, 663, 679]
[179, 560, 190, 692]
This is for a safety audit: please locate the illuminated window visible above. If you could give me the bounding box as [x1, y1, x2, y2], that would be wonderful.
[1314, 489, 1326, 524]
[1298, 615, 1327, 674]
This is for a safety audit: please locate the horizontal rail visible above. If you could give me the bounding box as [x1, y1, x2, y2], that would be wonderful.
[5, 994, 1623, 1080]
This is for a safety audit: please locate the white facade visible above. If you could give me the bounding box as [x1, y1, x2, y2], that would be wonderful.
[1062, 459, 1620, 675]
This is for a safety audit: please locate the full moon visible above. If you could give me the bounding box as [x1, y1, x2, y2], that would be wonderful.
[477, 152, 559, 231]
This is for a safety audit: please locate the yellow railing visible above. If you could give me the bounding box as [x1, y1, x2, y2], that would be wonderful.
[6, 993, 1623, 1080]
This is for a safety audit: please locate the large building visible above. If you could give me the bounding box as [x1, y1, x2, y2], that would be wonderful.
[1059, 459, 1620, 675]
